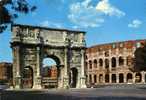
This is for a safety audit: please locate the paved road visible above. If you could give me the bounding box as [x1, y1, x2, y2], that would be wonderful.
[1, 86, 146, 100]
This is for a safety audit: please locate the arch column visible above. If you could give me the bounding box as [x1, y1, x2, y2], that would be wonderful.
[103, 58, 105, 69]
[116, 74, 119, 83]
[109, 73, 112, 84]
[116, 57, 119, 68]
[141, 71, 145, 83]
[33, 47, 42, 89]
[57, 65, 64, 88]
[123, 57, 127, 67]
[80, 50, 86, 88]
[133, 73, 135, 83]
[76, 67, 81, 88]
[103, 74, 105, 84]
[124, 73, 127, 83]
[63, 48, 69, 88]
[109, 58, 112, 71]
[13, 46, 21, 89]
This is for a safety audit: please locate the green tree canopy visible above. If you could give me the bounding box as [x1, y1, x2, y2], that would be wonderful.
[0, 0, 36, 33]
[134, 42, 146, 71]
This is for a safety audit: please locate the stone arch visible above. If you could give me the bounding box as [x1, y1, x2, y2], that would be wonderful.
[112, 74, 116, 83]
[119, 73, 124, 83]
[99, 59, 103, 67]
[93, 59, 97, 68]
[127, 73, 133, 83]
[112, 57, 116, 68]
[43, 54, 61, 66]
[105, 59, 109, 68]
[89, 60, 92, 69]
[22, 66, 33, 88]
[105, 74, 109, 83]
[135, 73, 142, 83]
[11, 24, 86, 89]
[119, 56, 124, 66]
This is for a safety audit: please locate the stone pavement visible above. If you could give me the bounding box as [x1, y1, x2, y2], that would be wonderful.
[1, 86, 146, 100]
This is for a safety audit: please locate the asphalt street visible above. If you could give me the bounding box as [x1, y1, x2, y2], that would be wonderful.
[1, 86, 146, 100]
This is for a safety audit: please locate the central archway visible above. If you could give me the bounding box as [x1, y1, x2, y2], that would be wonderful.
[41, 54, 62, 89]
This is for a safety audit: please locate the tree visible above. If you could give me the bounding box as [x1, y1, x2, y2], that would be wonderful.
[0, 0, 36, 33]
[133, 42, 146, 71]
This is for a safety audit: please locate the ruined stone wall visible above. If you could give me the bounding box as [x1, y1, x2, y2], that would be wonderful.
[86, 40, 146, 86]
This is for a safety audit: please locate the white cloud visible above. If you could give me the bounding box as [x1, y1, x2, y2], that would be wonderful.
[96, 0, 125, 17]
[68, 0, 104, 28]
[68, 0, 125, 28]
[40, 20, 63, 28]
[128, 19, 142, 28]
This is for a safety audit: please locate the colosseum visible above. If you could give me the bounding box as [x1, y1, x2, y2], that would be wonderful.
[85, 39, 146, 87]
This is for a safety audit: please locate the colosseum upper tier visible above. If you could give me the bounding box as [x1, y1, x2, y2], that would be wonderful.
[85, 39, 146, 87]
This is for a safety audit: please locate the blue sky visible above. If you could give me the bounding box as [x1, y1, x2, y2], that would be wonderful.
[1, 0, 146, 62]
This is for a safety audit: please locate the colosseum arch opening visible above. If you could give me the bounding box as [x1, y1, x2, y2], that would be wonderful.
[99, 74, 103, 83]
[11, 24, 86, 89]
[112, 74, 116, 83]
[105, 59, 109, 69]
[99, 59, 103, 68]
[89, 60, 92, 69]
[94, 75, 97, 83]
[119, 73, 124, 83]
[112, 57, 116, 68]
[105, 74, 109, 83]
[93, 60, 97, 68]
[119, 56, 124, 66]
[127, 73, 133, 83]
[135, 73, 142, 83]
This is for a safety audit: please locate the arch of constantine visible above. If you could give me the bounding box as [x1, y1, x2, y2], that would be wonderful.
[11, 24, 86, 89]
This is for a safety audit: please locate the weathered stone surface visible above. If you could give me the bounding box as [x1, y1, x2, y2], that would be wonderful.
[11, 24, 86, 89]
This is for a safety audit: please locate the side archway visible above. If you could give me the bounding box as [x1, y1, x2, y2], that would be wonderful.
[70, 67, 78, 88]
[22, 66, 33, 88]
